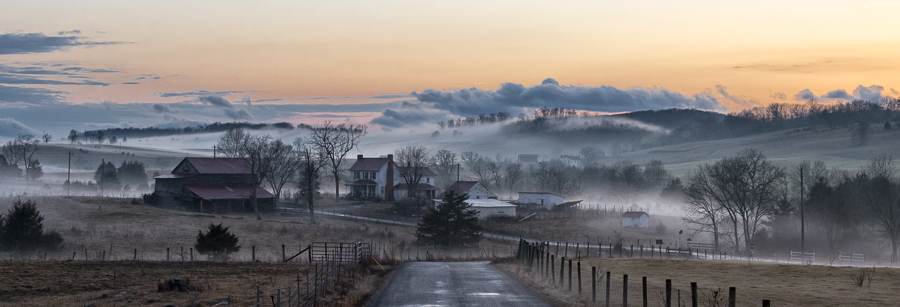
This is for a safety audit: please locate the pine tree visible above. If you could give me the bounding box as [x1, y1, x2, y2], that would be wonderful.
[194, 223, 241, 260]
[416, 191, 482, 247]
[0, 199, 44, 251]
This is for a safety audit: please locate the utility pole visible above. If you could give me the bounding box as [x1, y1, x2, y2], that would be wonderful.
[213, 145, 217, 158]
[800, 165, 805, 253]
[100, 158, 105, 197]
[67, 151, 72, 196]
[456, 163, 460, 194]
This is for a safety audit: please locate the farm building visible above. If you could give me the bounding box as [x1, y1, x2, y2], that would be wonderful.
[560, 155, 581, 168]
[621, 211, 650, 228]
[153, 157, 275, 212]
[466, 199, 516, 220]
[517, 192, 565, 210]
[517, 154, 539, 168]
[346, 154, 436, 201]
[444, 181, 497, 199]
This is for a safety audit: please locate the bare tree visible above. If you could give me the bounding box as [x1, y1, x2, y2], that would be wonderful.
[430, 149, 457, 188]
[242, 135, 274, 220]
[67, 129, 79, 144]
[461, 151, 490, 184]
[295, 138, 325, 223]
[395, 145, 429, 200]
[532, 161, 551, 192]
[2, 135, 40, 180]
[485, 161, 503, 191]
[866, 175, 900, 262]
[579, 146, 605, 166]
[263, 139, 299, 202]
[308, 121, 366, 199]
[41, 132, 51, 144]
[684, 170, 727, 252]
[504, 163, 524, 193]
[865, 155, 896, 179]
[643, 160, 670, 188]
[690, 149, 784, 254]
[217, 128, 248, 158]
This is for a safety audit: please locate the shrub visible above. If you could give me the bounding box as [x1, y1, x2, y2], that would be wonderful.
[0, 199, 63, 252]
[194, 223, 241, 260]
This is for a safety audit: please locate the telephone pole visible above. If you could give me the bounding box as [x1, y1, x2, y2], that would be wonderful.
[67, 151, 72, 196]
[100, 158, 105, 197]
[800, 166, 805, 253]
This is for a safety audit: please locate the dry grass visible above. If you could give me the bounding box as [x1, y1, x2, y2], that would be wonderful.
[496, 257, 900, 307]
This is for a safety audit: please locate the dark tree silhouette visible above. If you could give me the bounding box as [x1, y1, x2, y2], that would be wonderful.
[416, 191, 482, 247]
[0, 199, 63, 252]
[194, 223, 241, 260]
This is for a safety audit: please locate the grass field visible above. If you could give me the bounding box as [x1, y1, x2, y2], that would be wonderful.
[496, 257, 900, 307]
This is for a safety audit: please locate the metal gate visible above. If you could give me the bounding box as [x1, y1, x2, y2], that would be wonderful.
[310, 242, 371, 263]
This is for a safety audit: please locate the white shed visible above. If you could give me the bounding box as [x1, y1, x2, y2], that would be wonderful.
[621, 211, 650, 228]
[517, 192, 565, 210]
[466, 199, 517, 220]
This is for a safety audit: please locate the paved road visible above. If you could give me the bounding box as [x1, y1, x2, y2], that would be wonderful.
[365, 261, 550, 307]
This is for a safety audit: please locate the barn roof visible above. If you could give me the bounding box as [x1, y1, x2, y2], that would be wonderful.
[175, 158, 253, 174]
[447, 181, 478, 192]
[465, 199, 516, 208]
[185, 184, 274, 200]
[349, 157, 390, 171]
[393, 183, 437, 191]
[621, 211, 649, 218]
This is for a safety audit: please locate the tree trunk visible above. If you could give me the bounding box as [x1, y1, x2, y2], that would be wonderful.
[308, 179, 316, 224]
[252, 187, 260, 221]
[334, 172, 340, 200]
[893, 238, 898, 264]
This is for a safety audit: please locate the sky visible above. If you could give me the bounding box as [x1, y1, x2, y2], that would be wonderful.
[1, 0, 898, 137]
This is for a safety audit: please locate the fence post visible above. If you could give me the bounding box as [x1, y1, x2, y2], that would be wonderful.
[560, 257, 565, 288]
[133, 249, 137, 261]
[592, 266, 597, 303]
[282, 244, 286, 262]
[606, 271, 611, 307]
[190, 248, 193, 261]
[252, 246, 256, 262]
[691, 282, 698, 307]
[577, 261, 582, 295]
[728, 287, 736, 307]
[665, 279, 672, 307]
[256, 286, 260, 307]
[166, 247, 170, 261]
[762, 299, 771, 307]
[277, 288, 281, 307]
[642, 277, 648, 307]
[623, 274, 628, 307]
[181, 246, 184, 262]
[551, 255, 556, 284]
[568, 259, 573, 291]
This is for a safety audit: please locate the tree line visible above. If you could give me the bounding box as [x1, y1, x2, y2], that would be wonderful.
[67, 121, 301, 144]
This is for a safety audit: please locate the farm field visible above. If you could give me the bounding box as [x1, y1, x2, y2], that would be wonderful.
[496, 258, 898, 307]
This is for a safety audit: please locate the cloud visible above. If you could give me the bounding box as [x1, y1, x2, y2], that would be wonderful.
[152, 103, 174, 113]
[57, 30, 81, 35]
[0, 32, 125, 54]
[794, 85, 887, 102]
[541, 78, 560, 86]
[892, 88, 899, 96]
[61, 67, 118, 73]
[198, 96, 232, 108]
[771, 92, 787, 100]
[714, 85, 756, 108]
[0, 118, 39, 137]
[135, 74, 161, 80]
[121, 82, 139, 85]
[368, 93, 414, 100]
[224, 109, 251, 120]
[0, 64, 70, 75]
[410, 79, 725, 117]
[156, 90, 251, 97]
[0, 85, 64, 104]
[370, 101, 451, 128]
[795, 89, 817, 101]
[0, 73, 110, 86]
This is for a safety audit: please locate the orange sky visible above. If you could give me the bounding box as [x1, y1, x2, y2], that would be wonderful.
[1, 0, 898, 109]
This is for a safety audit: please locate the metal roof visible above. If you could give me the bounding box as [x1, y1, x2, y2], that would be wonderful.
[185, 184, 274, 200]
[154, 173, 195, 179]
[465, 199, 516, 208]
[393, 183, 437, 191]
[446, 181, 479, 192]
[176, 158, 253, 174]
[349, 157, 390, 171]
[622, 211, 649, 218]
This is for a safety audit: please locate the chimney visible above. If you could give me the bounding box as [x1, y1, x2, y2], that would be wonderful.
[357, 154, 363, 160]
[385, 154, 394, 201]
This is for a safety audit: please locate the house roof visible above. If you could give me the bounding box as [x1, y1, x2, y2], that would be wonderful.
[465, 199, 516, 208]
[185, 184, 274, 200]
[621, 211, 649, 218]
[561, 155, 581, 161]
[518, 191, 563, 198]
[393, 183, 437, 191]
[397, 166, 436, 177]
[154, 173, 195, 179]
[175, 158, 253, 174]
[349, 157, 390, 171]
[447, 181, 478, 192]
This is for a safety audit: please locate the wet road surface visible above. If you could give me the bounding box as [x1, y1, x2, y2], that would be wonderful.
[365, 261, 550, 307]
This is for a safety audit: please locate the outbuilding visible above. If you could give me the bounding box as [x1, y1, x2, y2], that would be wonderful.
[517, 192, 565, 210]
[466, 199, 517, 220]
[621, 211, 650, 228]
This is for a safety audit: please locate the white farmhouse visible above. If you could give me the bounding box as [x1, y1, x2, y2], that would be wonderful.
[445, 181, 497, 199]
[517, 192, 565, 210]
[621, 211, 650, 228]
[560, 155, 581, 168]
[345, 154, 436, 201]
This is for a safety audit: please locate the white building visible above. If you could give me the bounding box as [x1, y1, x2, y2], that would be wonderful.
[560, 155, 581, 168]
[621, 211, 650, 228]
[346, 154, 436, 200]
[517, 192, 565, 210]
[466, 199, 516, 220]
[445, 181, 497, 200]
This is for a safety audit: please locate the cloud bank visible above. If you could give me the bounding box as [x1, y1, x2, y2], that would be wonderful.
[0, 32, 124, 55]
[794, 85, 889, 102]
[372, 78, 726, 127]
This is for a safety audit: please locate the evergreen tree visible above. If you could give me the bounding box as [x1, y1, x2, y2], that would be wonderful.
[93, 161, 121, 190]
[0, 199, 63, 252]
[416, 191, 482, 246]
[118, 161, 148, 190]
[194, 223, 241, 260]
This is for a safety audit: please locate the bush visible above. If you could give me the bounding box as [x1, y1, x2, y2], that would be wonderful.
[0, 199, 63, 252]
[143, 192, 160, 205]
[194, 223, 241, 260]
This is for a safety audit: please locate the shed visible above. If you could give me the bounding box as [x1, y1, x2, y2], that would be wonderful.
[153, 157, 275, 212]
[621, 211, 650, 228]
[517, 192, 565, 210]
[444, 181, 497, 200]
[465, 199, 517, 220]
